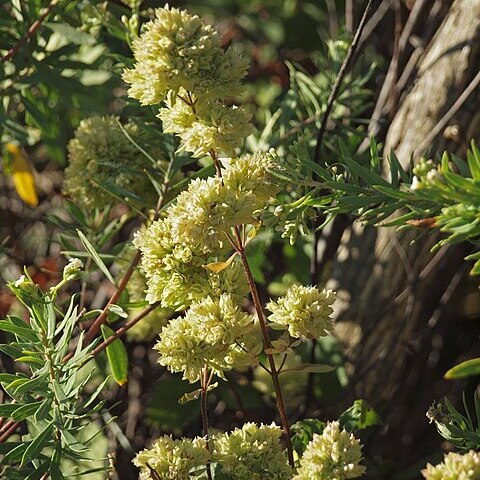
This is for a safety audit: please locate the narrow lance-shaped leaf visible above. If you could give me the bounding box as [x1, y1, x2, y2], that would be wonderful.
[101, 324, 128, 386]
[77, 229, 116, 286]
[445, 357, 480, 379]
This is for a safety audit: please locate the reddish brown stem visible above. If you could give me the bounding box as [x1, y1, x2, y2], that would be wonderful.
[84, 250, 141, 345]
[0, 419, 20, 442]
[90, 302, 160, 357]
[234, 228, 294, 467]
[201, 366, 213, 480]
[2, 0, 59, 63]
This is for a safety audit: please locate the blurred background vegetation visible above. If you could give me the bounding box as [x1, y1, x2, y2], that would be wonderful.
[0, 0, 479, 478]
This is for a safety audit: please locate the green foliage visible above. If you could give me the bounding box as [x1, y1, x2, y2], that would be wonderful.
[427, 394, 480, 451]
[0, 274, 110, 477]
[445, 357, 480, 379]
[338, 399, 382, 433]
[291, 399, 380, 457]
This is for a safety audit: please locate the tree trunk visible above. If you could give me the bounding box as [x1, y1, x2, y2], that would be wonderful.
[328, 0, 480, 473]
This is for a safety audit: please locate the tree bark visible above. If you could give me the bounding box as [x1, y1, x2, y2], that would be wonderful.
[328, 0, 480, 471]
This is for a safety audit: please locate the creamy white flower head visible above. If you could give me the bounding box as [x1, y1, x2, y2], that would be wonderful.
[155, 294, 255, 382]
[123, 6, 248, 104]
[212, 422, 292, 480]
[159, 90, 252, 158]
[294, 421, 366, 480]
[133, 435, 209, 480]
[422, 450, 480, 480]
[166, 176, 234, 253]
[267, 284, 335, 339]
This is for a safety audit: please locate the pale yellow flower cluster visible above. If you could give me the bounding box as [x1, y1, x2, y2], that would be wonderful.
[267, 284, 336, 339]
[155, 294, 259, 382]
[123, 6, 247, 104]
[134, 151, 278, 309]
[422, 451, 480, 480]
[133, 435, 209, 480]
[159, 89, 252, 158]
[64, 116, 165, 210]
[123, 6, 251, 157]
[293, 421, 366, 480]
[212, 422, 293, 480]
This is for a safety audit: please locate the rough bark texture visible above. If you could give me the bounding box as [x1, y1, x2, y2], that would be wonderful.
[384, 0, 480, 161]
[327, 0, 480, 473]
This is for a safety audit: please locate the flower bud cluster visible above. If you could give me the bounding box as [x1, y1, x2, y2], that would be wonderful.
[410, 159, 443, 191]
[293, 421, 366, 480]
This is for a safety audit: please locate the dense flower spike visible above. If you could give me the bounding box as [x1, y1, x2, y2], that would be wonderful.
[155, 294, 256, 382]
[133, 217, 249, 309]
[422, 451, 480, 480]
[293, 421, 366, 480]
[133, 435, 209, 480]
[123, 6, 248, 104]
[159, 90, 252, 157]
[212, 423, 292, 480]
[64, 116, 165, 210]
[267, 284, 335, 339]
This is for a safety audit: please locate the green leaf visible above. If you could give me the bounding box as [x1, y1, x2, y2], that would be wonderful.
[101, 324, 128, 386]
[0, 319, 39, 343]
[43, 22, 96, 46]
[0, 403, 23, 417]
[445, 357, 480, 379]
[108, 303, 128, 319]
[21, 422, 54, 466]
[338, 399, 381, 432]
[77, 230, 116, 286]
[1, 441, 31, 465]
[11, 401, 44, 421]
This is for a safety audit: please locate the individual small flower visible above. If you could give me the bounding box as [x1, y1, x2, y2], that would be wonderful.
[63, 258, 83, 281]
[64, 116, 166, 210]
[266, 285, 335, 339]
[123, 6, 247, 105]
[155, 294, 254, 382]
[212, 423, 292, 480]
[133, 435, 209, 480]
[293, 421, 366, 480]
[422, 450, 480, 480]
[8, 274, 42, 306]
[158, 90, 252, 158]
